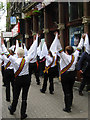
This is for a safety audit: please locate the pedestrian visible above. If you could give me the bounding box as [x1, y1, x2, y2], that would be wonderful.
[1, 45, 16, 102]
[28, 33, 40, 85]
[40, 41, 57, 94]
[78, 34, 90, 96]
[37, 41, 46, 77]
[0, 51, 6, 86]
[1, 61, 6, 86]
[56, 32, 84, 112]
[1, 38, 36, 119]
[1, 51, 14, 102]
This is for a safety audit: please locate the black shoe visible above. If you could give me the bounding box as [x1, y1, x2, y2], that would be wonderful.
[79, 91, 83, 96]
[37, 82, 40, 85]
[63, 108, 71, 113]
[21, 114, 27, 120]
[2, 84, 6, 87]
[40, 89, 45, 93]
[8, 106, 14, 115]
[6, 99, 10, 102]
[50, 91, 54, 94]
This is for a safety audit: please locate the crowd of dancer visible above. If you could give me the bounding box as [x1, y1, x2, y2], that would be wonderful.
[0, 32, 90, 119]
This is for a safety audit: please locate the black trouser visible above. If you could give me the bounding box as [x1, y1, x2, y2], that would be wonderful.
[4, 69, 14, 101]
[10, 75, 31, 116]
[29, 62, 40, 84]
[79, 75, 90, 92]
[61, 71, 76, 110]
[1, 66, 4, 77]
[1, 66, 6, 85]
[38, 58, 45, 76]
[42, 66, 56, 93]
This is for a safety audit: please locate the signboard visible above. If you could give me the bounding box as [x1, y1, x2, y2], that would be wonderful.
[12, 22, 20, 37]
[3, 32, 12, 38]
[10, 16, 16, 25]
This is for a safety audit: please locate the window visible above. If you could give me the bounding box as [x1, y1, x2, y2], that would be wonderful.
[38, 10, 44, 31]
[69, 26, 84, 49]
[68, 2, 83, 22]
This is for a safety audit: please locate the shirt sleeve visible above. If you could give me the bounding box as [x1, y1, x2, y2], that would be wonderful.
[73, 37, 85, 61]
[73, 49, 80, 59]
[45, 55, 53, 63]
[57, 41, 70, 64]
[1, 44, 8, 53]
[6, 54, 19, 69]
[25, 51, 35, 63]
[24, 44, 28, 56]
[1, 54, 9, 63]
[77, 38, 84, 50]
[0, 55, 3, 62]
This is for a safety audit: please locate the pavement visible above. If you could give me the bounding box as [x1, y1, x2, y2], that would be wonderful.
[0, 70, 88, 120]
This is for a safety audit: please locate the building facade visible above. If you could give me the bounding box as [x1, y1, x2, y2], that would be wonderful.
[22, 2, 90, 50]
[6, 2, 90, 49]
[5, 2, 90, 81]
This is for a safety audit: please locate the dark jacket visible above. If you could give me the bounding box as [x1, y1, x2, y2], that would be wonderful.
[77, 52, 90, 77]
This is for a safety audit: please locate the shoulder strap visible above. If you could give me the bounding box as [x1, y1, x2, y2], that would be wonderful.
[15, 58, 25, 78]
[61, 55, 75, 75]
[43, 56, 55, 73]
[4, 61, 11, 70]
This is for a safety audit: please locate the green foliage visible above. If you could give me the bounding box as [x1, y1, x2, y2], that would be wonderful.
[32, 10, 40, 14]
[7, 2, 10, 10]
[6, 15, 9, 18]
[0, 2, 4, 10]
[25, 15, 31, 19]
[6, 22, 9, 28]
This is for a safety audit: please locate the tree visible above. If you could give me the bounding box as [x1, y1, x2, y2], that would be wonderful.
[0, 2, 4, 11]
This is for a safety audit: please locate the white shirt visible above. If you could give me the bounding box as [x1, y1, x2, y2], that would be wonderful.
[29, 56, 37, 63]
[1, 43, 35, 76]
[78, 35, 90, 54]
[8, 52, 34, 76]
[45, 53, 57, 68]
[2, 55, 14, 70]
[1, 44, 17, 70]
[58, 37, 84, 72]
[0, 55, 3, 65]
[59, 50, 79, 71]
